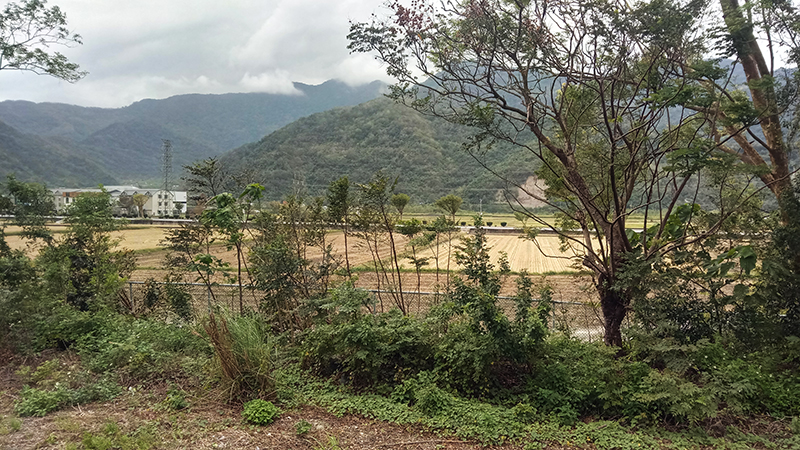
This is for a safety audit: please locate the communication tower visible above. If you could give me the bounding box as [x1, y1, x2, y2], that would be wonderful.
[161, 139, 173, 216]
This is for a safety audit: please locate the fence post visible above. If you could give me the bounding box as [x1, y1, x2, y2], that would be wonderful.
[128, 282, 133, 311]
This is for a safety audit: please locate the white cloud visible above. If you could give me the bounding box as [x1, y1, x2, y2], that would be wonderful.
[239, 71, 302, 95]
[0, 0, 390, 107]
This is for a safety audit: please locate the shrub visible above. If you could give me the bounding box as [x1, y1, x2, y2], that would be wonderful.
[461, 222, 467, 226]
[486, 221, 493, 226]
[242, 399, 280, 425]
[77, 316, 210, 379]
[501, 222, 507, 227]
[302, 308, 433, 387]
[15, 385, 72, 417]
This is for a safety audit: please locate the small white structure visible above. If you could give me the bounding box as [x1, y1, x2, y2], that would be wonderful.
[51, 186, 187, 217]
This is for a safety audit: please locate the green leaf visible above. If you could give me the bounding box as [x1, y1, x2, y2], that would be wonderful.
[737, 245, 757, 275]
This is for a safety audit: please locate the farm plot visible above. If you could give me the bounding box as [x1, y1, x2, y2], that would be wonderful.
[401, 233, 594, 273]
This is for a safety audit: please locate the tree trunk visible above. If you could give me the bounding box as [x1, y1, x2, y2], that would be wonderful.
[598, 272, 628, 347]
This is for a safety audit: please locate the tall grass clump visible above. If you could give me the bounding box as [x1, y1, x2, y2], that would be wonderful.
[203, 309, 277, 402]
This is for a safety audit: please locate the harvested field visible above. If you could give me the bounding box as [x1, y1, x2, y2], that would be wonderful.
[402, 232, 595, 273]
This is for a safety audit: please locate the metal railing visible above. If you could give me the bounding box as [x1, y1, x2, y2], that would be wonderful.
[122, 280, 607, 342]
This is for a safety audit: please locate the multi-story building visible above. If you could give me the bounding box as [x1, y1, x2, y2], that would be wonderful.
[51, 186, 187, 217]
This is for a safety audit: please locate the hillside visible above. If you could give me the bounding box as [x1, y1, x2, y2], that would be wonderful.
[0, 80, 385, 186]
[221, 97, 539, 205]
[0, 120, 117, 187]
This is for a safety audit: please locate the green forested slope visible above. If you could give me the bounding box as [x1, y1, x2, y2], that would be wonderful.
[222, 98, 539, 204]
[0, 120, 117, 187]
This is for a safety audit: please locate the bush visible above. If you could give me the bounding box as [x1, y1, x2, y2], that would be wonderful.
[15, 385, 72, 417]
[242, 399, 280, 425]
[302, 308, 433, 387]
[77, 315, 210, 379]
[501, 222, 507, 227]
[486, 221, 493, 226]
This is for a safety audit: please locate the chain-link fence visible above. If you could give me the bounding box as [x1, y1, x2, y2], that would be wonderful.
[123, 281, 606, 342]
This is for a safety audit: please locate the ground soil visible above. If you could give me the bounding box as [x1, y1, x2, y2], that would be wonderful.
[0, 352, 540, 450]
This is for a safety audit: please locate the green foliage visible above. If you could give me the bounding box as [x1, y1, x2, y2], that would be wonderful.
[390, 193, 410, 216]
[139, 277, 193, 321]
[303, 306, 433, 387]
[76, 315, 211, 379]
[163, 385, 189, 411]
[203, 310, 277, 401]
[3, 175, 55, 245]
[36, 189, 134, 313]
[80, 421, 157, 450]
[13, 360, 121, 417]
[250, 194, 336, 331]
[435, 194, 462, 221]
[14, 385, 72, 417]
[241, 399, 280, 425]
[295, 419, 312, 435]
[0, 0, 86, 81]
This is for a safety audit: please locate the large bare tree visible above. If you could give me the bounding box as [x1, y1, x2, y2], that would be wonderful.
[349, 0, 793, 345]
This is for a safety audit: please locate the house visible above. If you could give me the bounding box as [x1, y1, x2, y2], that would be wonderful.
[51, 186, 188, 217]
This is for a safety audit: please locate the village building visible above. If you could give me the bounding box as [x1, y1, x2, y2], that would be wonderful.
[50, 186, 187, 217]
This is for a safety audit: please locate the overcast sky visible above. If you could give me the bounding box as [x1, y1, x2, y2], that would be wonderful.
[0, 0, 394, 108]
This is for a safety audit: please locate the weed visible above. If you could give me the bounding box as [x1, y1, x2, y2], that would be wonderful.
[0, 416, 22, 435]
[204, 310, 276, 401]
[241, 399, 280, 425]
[296, 419, 313, 435]
[14, 385, 71, 417]
[312, 435, 342, 450]
[162, 386, 189, 411]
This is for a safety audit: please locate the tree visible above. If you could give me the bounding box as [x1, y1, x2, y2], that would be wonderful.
[132, 193, 148, 218]
[435, 194, 462, 224]
[327, 176, 353, 278]
[201, 183, 264, 314]
[3, 175, 55, 246]
[710, 0, 798, 213]
[182, 157, 232, 215]
[117, 193, 135, 217]
[435, 194, 462, 288]
[349, 0, 767, 345]
[0, 0, 86, 81]
[390, 193, 410, 218]
[38, 189, 133, 311]
[352, 173, 407, 313]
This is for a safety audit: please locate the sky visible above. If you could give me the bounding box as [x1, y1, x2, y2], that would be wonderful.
[0, 0, 395, 108]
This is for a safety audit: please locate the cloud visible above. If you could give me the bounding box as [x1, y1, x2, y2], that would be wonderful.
[238, 71, 302, 95]
[0, 0, 390, 107]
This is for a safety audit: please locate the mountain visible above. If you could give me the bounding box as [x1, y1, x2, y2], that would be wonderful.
[0, 80, 386, 186]
[221, 97, 539, 205]
[0, 120, 118, 186]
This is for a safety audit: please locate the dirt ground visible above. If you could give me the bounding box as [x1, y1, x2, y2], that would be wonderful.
[0, 351, 547, 450]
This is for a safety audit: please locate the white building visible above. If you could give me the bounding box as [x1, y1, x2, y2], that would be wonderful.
[51, 186, 187, 217]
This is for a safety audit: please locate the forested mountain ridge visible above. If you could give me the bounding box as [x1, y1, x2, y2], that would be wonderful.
[0, 120, 118, 186]
[0, 80, 386, 186]
[221, 97, 539, 205]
